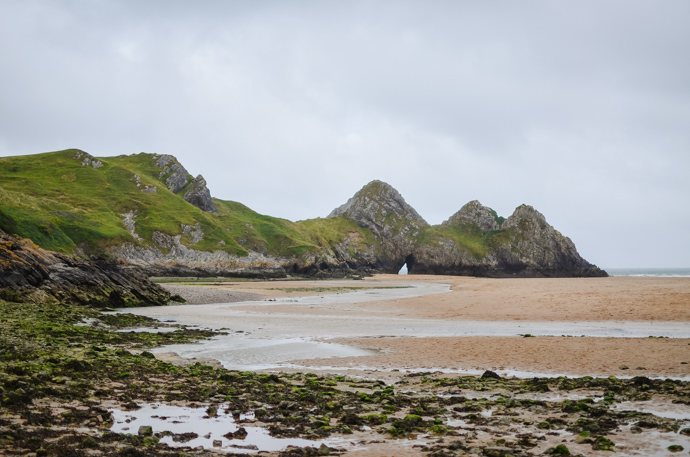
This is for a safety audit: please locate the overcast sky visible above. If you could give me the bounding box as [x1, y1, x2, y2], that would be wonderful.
[1, 1, 688, 268]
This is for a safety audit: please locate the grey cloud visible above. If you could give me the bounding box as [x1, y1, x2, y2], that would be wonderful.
[0, 0, 688, 267]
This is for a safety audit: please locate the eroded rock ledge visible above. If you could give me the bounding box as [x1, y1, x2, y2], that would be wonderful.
[0, 230, 174, 307]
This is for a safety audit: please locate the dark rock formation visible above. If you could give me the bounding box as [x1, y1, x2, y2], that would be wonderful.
[328, 180, 428, 271]
[183, 175, 217, 212]
[0, 230, 175, 307]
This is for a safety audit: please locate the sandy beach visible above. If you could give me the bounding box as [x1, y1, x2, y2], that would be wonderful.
[157, 274, 690, 379]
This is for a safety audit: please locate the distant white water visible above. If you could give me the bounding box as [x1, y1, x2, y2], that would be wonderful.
[605, 267, 690, 277]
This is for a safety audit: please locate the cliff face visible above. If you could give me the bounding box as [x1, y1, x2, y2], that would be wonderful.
[328, 183, 606, 278]
[328, 180, 428, 271]
[0, 230, 174, 307]
[410, 203, 606, 277]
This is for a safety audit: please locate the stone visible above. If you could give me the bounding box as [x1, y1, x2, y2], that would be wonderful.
[224, 427, 248, 439]
[137, 425, 153, 437]
[121, 211, 143, 241]
[318, 443, 330, 455]
[73, 150, 104, 169]
[229, 444, 259, 450]
[172, 432, 198, 443]
[481, 370, 501, 380]
[591, 436, 615, 451]
[482, 447, 515, 457]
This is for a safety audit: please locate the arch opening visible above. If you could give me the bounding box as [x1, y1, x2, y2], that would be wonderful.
[397, 254, 416, 275]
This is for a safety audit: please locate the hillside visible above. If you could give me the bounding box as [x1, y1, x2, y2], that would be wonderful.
[0, 149, 606, 278]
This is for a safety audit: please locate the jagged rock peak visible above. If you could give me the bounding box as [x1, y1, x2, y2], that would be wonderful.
[153, 154, 191, 194]
[152, 154, 215, 212]
[502, 204, 550, 232]
[445, 200, 502, 231]
[328, 180, 428, 228]
[502, 204, 595, 270]
[184, 174, 217, 213]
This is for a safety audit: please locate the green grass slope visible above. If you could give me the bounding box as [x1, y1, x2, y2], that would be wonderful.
[0, 149, 373, 261]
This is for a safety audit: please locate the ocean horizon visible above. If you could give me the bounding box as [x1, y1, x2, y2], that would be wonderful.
[604, 267, 690, 277]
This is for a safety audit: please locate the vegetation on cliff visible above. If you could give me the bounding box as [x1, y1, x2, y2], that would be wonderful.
[0, 149, 606, 277]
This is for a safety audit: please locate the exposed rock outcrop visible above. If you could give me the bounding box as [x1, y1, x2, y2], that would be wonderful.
[73, 150, 104, 169]
[153, 154, 216, 212]
[444, 200, 502, 231]
[115, 231, 288, 279]
[328, 180, 428, 271]
[183, 175, 217, 212]
[412, 204, 606, 277]
[329, 182, 607, 278]
[0, 230, 175, 307]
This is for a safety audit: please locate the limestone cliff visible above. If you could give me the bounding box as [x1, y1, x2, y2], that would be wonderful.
[328, 180, 428, 270]
[411, 203, 606, 277]
[329, 184, 606, 278]
[0, 230, 175, 307]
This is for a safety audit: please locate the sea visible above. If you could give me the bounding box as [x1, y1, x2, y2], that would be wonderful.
[604, 267, 690, 277]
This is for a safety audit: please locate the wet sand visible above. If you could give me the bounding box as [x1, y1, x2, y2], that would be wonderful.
[169, 274, 690, 322]
[295, 335, 690, 379]
[153, 274, 690, 379]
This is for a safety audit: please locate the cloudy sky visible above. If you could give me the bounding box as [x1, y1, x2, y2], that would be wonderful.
[1, 1, 688, 268]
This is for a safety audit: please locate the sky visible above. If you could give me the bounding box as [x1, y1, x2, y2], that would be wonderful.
[0, 1, 689, 268]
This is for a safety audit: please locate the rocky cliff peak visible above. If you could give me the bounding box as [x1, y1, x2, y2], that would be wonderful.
[502, 204, 550, 233]
[501, 204, 595, 270]
[327, 180, 427, 270]
[153, 154, 191, 194]
[328, 180, 428, 233]
[444, 200, 502, 231]
[153, 155, 216, 212]
[184, 175, 217, 213]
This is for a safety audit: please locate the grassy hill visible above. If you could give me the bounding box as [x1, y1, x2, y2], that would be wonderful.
[0, 149, 605, 278]
[0, 149, 373, 262]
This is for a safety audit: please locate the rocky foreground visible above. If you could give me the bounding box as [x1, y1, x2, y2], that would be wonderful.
[1, 297, 688, 456]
